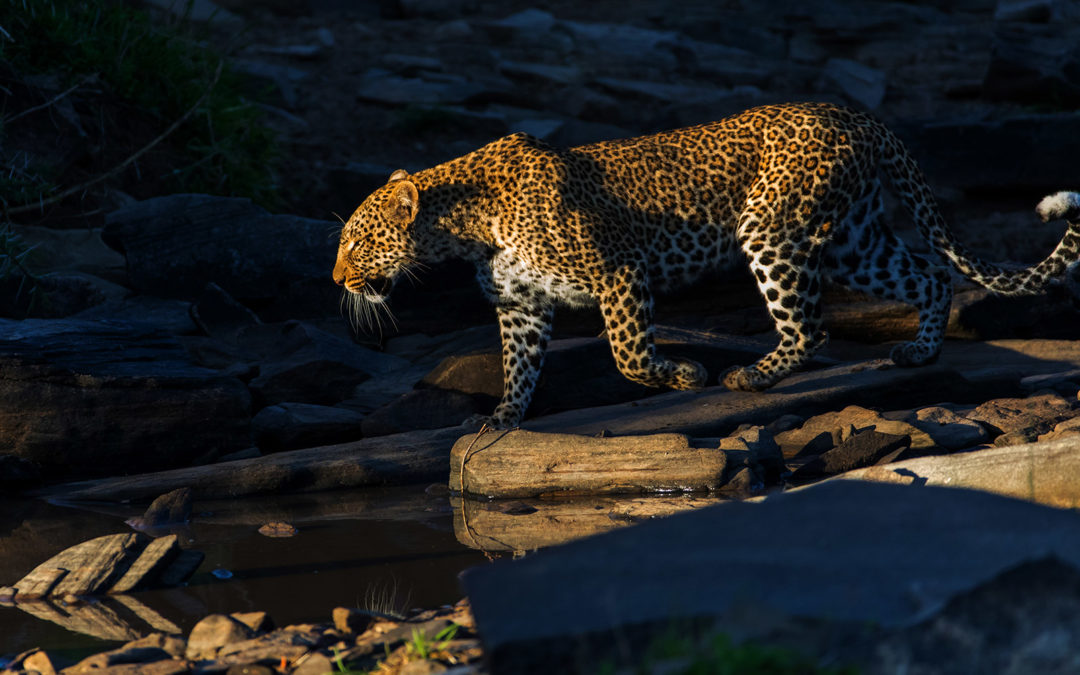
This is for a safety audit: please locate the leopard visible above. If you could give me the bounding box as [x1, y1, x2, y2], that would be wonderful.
[332, 102, 1080, 429]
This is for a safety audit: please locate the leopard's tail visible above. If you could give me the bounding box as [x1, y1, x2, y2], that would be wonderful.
[877, 122, 1080, 297]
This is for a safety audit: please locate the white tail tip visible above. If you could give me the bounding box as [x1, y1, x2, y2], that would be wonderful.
[1036, 191, 1080, 222]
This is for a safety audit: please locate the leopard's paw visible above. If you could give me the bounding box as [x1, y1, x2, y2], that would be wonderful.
[670, 358, 708, 390]
[721, 366, 773, 392]
[889, 342, 939, 367]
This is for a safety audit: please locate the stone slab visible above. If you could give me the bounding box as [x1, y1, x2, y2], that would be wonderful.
[462, 481, 1080, 673]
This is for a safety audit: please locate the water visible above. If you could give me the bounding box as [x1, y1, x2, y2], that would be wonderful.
[0, 486, 489, 660]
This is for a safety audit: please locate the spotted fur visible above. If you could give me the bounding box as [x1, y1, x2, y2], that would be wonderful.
[333, 102, 1080, 428]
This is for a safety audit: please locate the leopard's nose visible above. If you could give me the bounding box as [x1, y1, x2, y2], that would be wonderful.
[332, 260, 346, 286]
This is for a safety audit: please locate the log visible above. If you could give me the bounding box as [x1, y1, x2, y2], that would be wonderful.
[828, 437, 1080, 508]
[449, 429, 726, 498]
[452, 494, 726, 552]
[35, 426, 465, 503]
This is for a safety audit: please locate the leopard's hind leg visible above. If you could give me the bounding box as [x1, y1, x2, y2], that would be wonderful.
[823, 186, 953, 367]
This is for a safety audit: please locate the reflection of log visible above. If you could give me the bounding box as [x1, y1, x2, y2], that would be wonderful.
[450, 429, 726, 498]
[452, 495, 725, 552]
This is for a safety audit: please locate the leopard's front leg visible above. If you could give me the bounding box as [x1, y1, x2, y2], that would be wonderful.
[599, 266, 707, 390]
[482, 299, 553, 428]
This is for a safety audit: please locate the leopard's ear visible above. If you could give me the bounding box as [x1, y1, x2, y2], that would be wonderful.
[384, 179, 419, 227]
[388, 168, 409, 182]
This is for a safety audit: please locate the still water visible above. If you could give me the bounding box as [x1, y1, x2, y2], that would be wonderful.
[0, 486, 489, 660]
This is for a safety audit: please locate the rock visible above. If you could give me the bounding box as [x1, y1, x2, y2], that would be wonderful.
[0, 270, 128, 319]
[400, 660, 448, 674]
[432, 19, 473, 40]
[185, 614, 256, 661]
[524, 359, 1016, 439]
[498, 60, 581, 86]
[230, 611, 274, 633]
[123, 633, 187, 659]
[0, 453, 41, 489]
[823, 57, 887, 109]
[792, 429, 910, 477]
[905, 113, 1080, 192]
[983, 25, 1080, 106]
[332, 606, 373, 634]
[230, 58, 309, 108]
[252, 402, 365, 452]
[448, 429, 726, 498]
[66, 643, 174, 672]
[102, 194, 337, 303]
[1038, 416, 1080, 442]
[13, 533, 200, 599]
[482, 9, 558, 41]
[994, 0, 1061, 21]
[125, 487, 193, 530]
[462, 481, 1080, 673]
[962, 392, 1077, 437]
[775, 405, 930, 459]
[73, 296, 198, 335]
[0, 319, 251, 476]
[355, 69, 491, 106]
[906, 406, 989, 450]
[247, 321, 408, 406]
[143, 0, 240, 26]
[361, 389, 480, 437]
[717, 426, 783, 481]
[292, 653, 336, 675]
[257, 522, 298, 537]
[190, 283, 261, 343]
[0, 585, 14, 604]
[832, 435, 1080, 508]
[22, 650, 59, 675]
[215, 625, 317, 664]
[399, 0, 477, 18]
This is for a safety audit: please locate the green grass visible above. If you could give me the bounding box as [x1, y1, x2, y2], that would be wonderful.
[600, 632, 859, 675]
[0, 0, 279, 208]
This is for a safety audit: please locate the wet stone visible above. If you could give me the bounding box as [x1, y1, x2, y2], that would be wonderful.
[257, 522, 298, 538]
[332, 606, 373, 635]
[126, 487, 193, 530]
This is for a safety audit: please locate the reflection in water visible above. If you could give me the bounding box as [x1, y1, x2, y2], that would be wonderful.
[0, 487, 488, 658]
[452, 494, 726, 553]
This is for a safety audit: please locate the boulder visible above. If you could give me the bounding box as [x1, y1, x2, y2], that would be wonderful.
[361, 389, 479, 437]
[125, 488, 193, 531]
[252, 402, 365, 451]
[823, 57, 887, 109]
[904, 406, 989, 450]
[186, 614, 255, 661]
[0, 319, 251, 477]
[246, 321, 408, 406]
[12, 533, 202, 599]
[903, 113, 1080, 192]
[462, 481, 1080, 673]
[189, 282, 261, 343]
[983, 25, 1080, 106]
[102, 194, 338, 303]
[73, 295, 198, 335]
[774, 405, 931, 459]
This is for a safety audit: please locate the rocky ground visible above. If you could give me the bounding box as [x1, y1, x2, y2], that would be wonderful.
[4, 0, 1080, 673]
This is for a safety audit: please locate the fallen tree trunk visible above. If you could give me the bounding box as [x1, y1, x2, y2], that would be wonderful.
[449, 429, 726, 498]
[35, 427, 465, 503]
[828, 437, 1080, 508]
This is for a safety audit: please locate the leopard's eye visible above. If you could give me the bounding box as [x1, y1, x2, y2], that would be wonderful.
[346, 240, 358, 252]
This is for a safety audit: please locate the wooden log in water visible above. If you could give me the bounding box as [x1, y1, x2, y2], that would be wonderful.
[449, 429, 727, 499]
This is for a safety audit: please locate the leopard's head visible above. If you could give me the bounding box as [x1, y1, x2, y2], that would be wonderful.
[333, 169, 420, 305]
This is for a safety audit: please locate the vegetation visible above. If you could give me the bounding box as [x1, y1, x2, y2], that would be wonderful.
[600, 632, 859, 675]
[0, 0, 279, 212]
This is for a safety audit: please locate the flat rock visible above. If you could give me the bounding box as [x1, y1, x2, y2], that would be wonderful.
[12, 533, 199, 599]
[253, 402, 365, 452]
[962, 392, 1077, 436]
[362, 389, 479, 437]
[831, 436, 1080, 508]
[102, 194, 338, 302]
[524, 360, 1012, 439]
[462, 481, 1080, 673]
[0, 319, 251, 477]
